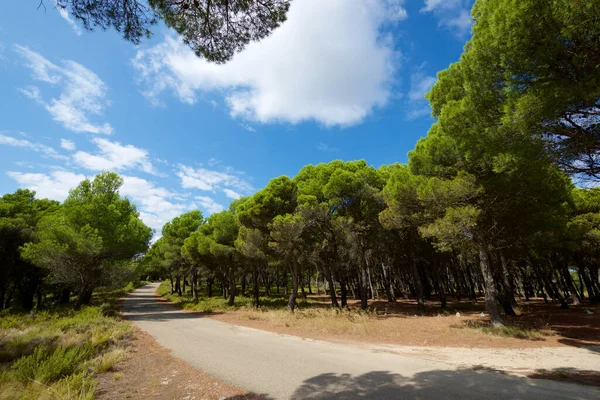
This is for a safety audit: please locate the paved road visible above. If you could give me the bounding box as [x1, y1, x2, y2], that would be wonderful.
[122, 284, 599, 400]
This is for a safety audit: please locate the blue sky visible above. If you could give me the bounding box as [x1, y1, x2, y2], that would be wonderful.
[0, 0, 474, 235]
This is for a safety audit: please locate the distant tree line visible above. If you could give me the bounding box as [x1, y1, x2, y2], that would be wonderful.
[0, 172, 151, 311]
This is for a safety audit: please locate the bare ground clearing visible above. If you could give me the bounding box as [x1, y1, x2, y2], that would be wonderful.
[209, 295, 600, 349]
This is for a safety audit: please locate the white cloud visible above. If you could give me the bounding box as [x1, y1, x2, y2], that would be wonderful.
[223, 188, 242, 200]
[405, 70, 436, 120]
[443, 9, 473, 34]
[15, 45, 113, 134]
[408, 73, 436, 102]
[421, 0, 462, 12]
[0, 133, 68, 161]
[317, 142, 339, 153]
[132, 0, 404, 126]
[195, 196, 225, 215]
[73, 138, 159, 175]
[60, 139, 76, 151]
[421, 0, 473, 37]
[57, 7, 83, 36]
[7, 170, 86, 201]
[177, 165, 253, 194]
[240, 124, 257, 133]
[120, 175, 195, 233]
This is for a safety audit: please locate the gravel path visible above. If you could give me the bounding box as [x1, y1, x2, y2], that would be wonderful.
[122, 284, 600, 400]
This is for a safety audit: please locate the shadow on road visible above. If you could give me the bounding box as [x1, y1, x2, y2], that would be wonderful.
[121, 290, 223, 322]
[281, 369, 598, 400]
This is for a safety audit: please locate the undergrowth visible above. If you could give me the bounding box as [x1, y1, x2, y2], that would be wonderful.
[0, 281, 144, 400]
[459, 320, 547, 340]
[157, 281, 315, 312]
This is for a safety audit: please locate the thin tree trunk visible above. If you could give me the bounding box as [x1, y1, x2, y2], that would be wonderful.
[327, 270, 339, 308]
[253, 270, 260, 308]
[288, 260, 299, 311]
[340, 277, 348, 308]
[228, 267, 236, 306]
[408, 234, 425, 314]
[499, 253, 517, 316]
[478, 244, 503, 327]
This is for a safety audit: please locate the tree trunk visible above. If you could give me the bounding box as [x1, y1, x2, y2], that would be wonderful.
[74, 285, 94, 310]
[288, 260, 299, 311]
[499, 253, 517, 316]
[478, 244, 503, 327]
[228, 267, 236, 306]
[327, 271, 339, 308]
[300, 274, 307, 299]
[192, 268, 198, 302]
[359, 263, 368, 311]
[36, 289, 43, 309]
[175, 277, 182, 296]
[59, 288, 70, 304]
[408, 234, 425, 314]
[253, 270, 260, 308]
[207, 275, 213, 297]
[340, 277, 348, 308]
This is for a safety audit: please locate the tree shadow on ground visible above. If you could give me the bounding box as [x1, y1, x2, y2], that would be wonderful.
[287, 369, 599, 400]
[121, 294, 223, 322]
[528, 367, 600, 388]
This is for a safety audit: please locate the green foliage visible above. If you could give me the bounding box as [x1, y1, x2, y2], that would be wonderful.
[53, 1, 291, 63]
[149, 0, 290, 63]
[20, 172, 152, 309]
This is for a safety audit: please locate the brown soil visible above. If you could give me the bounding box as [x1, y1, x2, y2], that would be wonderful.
[209, 296, 600, 349]
[96, 327, 259, 400]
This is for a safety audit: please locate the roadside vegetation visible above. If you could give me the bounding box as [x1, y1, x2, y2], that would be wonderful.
[0, 171, 153, 399]
[0, 283, 144, 400]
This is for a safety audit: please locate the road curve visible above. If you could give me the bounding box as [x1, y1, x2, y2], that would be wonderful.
[122, 284, 599, 400]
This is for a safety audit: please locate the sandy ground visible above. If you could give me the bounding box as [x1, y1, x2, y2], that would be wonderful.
[209, 295, 600, 349]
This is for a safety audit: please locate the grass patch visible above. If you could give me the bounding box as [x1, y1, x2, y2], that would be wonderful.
[237, 307, 380, 335]
[0, 281, 143, 399]
[156, 281, 316, 312]
[459, 320, 547, 340]
[91, 349, 125, 373]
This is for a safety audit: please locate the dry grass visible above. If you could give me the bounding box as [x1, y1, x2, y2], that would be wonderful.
[91, 349, 126, 373]
[458, 320, 548, 340]
[0, 282, 144, 400]
[238, 307, 380, 336]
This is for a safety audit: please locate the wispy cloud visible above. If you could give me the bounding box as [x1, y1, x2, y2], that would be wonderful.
[57, 7, 83, 36]
[15, 45, 113, 134]
[0, 133, 68, 161]
[223, 188, 242, 199]
[405, 68, 436, 120]
[317, 142, 339, 153]
[177, 165, 254, 194]
[73, 138, 160, 175]
[195, 196, 225, 214]
[421, 0, 473, 37]
[60, 139, 76, 151]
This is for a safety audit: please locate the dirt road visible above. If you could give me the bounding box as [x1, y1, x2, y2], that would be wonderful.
[122, 284, 599, 399]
